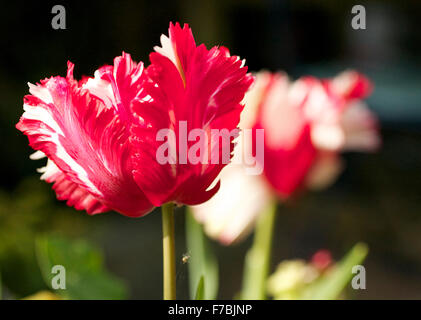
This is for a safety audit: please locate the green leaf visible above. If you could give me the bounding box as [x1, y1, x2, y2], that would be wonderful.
[195, 276, 205, 300]
[35, 234, 127, 300]
[241, 201, 277, 299]
[186, 208, 218, 300]
[302, 242, 369, 300]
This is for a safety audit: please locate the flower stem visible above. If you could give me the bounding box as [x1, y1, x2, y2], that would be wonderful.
[241, 200, 277, 299]
[162, 202, 176, 300]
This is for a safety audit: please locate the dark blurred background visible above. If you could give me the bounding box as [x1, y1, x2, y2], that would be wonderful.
[0, 0, 420, 299]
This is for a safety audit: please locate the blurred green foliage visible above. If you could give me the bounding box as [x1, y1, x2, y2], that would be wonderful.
[268, 243, 368, 300]
[186, 209, 218, 300]
[194, 276, 205, 300]
[0, 177, 94, 297]
[303, 243, 368, 299]
[36, 235, 127, 300]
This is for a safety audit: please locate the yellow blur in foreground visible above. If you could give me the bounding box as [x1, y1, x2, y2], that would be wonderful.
[23, 291, 61, 300]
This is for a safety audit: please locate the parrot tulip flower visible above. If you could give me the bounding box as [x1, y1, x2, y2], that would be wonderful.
[130, 22, 253, 207]
[192, 70, 381, 245]
[257, 70, 380, 198]
[16, 22, 253, 217]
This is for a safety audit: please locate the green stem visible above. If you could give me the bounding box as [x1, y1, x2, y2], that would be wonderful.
[241, 200, 277, 299]
[162, 202, 176, 300]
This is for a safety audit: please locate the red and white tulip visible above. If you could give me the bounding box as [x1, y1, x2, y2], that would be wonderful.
[16, 23, 253, 217]
[191, 70, 381, 244]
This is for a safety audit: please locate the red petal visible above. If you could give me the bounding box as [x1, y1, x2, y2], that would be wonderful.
[253, 73, 318, 197]
[131, 23, 253, 206]
[39, 160, 109, 214]
[17, 61, 153, 217]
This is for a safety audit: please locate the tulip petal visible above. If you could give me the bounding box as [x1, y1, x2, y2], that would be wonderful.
[341, 101, 381, 152]
[16, 61, 153, 217]
[255, 73, 318, 197]
[87, 52, 148, 123]
[192, 163, 273, 245]
[38, 159, 109, 214]
[330, 70, 373, 100]
[305, 152, 344, 191]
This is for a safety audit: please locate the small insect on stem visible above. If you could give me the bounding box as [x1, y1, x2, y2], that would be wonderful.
[182, 253, 191, 264]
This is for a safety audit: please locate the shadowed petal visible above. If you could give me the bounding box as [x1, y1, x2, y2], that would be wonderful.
[16, 62, 153, 217]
